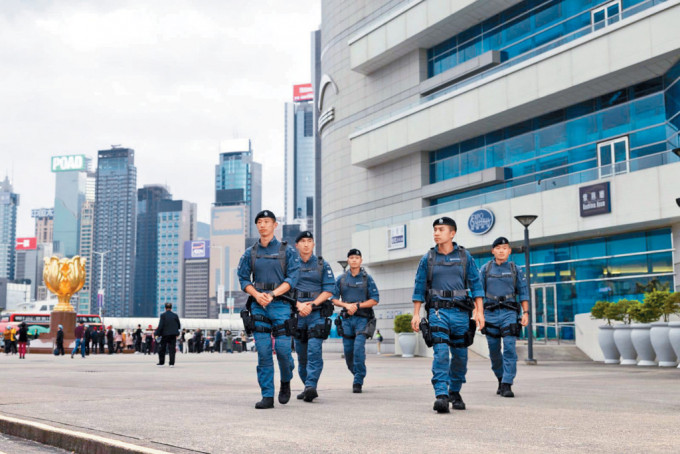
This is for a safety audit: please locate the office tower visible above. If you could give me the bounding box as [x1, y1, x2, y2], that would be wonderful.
[91, 147, 137, 317]
[183, 240, 210, 318]
[0, 177, 19, 279]
[77, 200, 94, 313]
[214, 139, 262, 238]
[210, 204, 248, 313]
[320, 0, 680, 346]
[156, 199, 196, 316]
[133, 185, 172, 316]
[32, 208, 54, 244]
[52, 154, 90, 257]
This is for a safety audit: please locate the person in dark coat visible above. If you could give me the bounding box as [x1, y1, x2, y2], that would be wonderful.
[98, 327, 105, 353]
[84, 326, 92, 356]
[17, 322, 29, 359]
[106, 326, 115, 354]
[194, 329, 203, 354]
[155, 303, 181, 366]
[56, 325, 65, 356]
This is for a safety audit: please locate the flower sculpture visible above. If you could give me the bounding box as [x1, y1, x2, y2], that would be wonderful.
[43, 256, 86, 312]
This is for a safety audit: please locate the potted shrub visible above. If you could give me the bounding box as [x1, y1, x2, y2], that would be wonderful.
[667, 293, 680, 368]
[394, 313, 416, 358]
[607, 299, 637, 365]
[647, 291, 679, 367]
[591, 301, 619, 364]
[628, 299, 661, 366]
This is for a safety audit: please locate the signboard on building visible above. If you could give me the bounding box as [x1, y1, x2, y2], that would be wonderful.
[293, 83, 314, 102]
[16, 237, 37, 250]
[51, 155, 86, 172]
[184, 240, 211, 260]
[387, 225, 406, 250]
[580, 182, 611, 217]
[468, 209, 495, 235]
[31, 208, 54, 218]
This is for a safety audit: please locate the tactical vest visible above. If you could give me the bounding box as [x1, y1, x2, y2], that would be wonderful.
[249, 241, 288, 291]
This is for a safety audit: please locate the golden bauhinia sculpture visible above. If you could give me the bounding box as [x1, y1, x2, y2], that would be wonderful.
[43, 256, 87, 312]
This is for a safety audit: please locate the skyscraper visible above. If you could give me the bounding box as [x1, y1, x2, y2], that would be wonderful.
[32, 208, 54, 244]
[214, 139, 262, 237]
[0, 177, 19, 279]
[91, 147, 137, 317]
[77, 200, 94, 313]
[182, 240, 210, 319]
[156, 199, 196, 316]
[284, 88, 316, 233]
[52, 154, 90, 258]
[134, 185, 172, 316]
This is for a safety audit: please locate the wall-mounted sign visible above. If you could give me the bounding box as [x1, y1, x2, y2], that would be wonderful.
[468, 209, 495, 235]
[293, 83, 313, 102]
[16, 237, 37, 250]
[184, 240, 211, 259]
[580, 182, 611, 217]
[31, 208, 54, 218]
[387, 225, 406, 250]
[51, 155, 86, 172]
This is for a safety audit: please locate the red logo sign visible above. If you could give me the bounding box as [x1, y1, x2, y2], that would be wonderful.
[293, 83, 313, 102]
[16, 237, 37, 250]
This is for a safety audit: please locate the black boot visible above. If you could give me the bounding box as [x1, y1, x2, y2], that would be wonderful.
[297, 390, 306, 400]
[496, 377, 502, 395]
[279, 381, 291, 404]
[433, 395, 450, 413]
[303, 387, 318, 402]
[500, 383, 514, 398]
[255, 397, 274, 409]
[352, 383, 362, 393]
[449, 391, 466, 410]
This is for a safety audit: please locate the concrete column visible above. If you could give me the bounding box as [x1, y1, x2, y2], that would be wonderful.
[673, 222, 680, 292]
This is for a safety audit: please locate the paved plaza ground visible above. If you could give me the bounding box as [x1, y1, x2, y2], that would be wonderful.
[0, 350, 678, 453]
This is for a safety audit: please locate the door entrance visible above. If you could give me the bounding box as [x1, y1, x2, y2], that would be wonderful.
[531, 284, 559, 342]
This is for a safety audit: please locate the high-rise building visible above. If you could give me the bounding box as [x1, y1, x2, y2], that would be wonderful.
[77, 200, 94, 313]
[285, 86, 317, 233]
[156, 200, 196, 316]
[311, 29, 323, 255]
[215, 139, 262, 237]
[91, 147, 137, 317]
[134, 185, 172, 316]
[32, 208, 54, 244]
[0, 177, 19, 279]
[210, 205, 248, 313]
[320, 0, 680, 345]
[52, 154, 91, 258]
[183, 240, 210, 318]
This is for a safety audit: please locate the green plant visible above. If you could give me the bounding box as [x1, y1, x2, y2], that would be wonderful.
[627, 300, 662, 324]
[644, 290, 679, 322]
[605, 299, 636, 325]
[666, 293, 680, 320]
[393, 313, 413, 333]
[591, 301, 612, 325]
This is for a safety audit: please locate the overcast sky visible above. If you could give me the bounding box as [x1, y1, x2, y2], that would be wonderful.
[0, 0, 321, 237]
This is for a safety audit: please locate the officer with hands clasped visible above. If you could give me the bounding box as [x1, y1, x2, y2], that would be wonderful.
[411, 217, 485, 414]
[480, 237, 529, 398]
[331, 249, 379, 394]
[292, 231, 336, 403]
[237, 210, 301, 409]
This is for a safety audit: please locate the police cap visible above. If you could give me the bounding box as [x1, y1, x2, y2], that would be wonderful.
[433, 216, 457, 230]
[254, 210, 276, 223]
[492, 237, 510, 249]
[347, 248, 362, 257]
[295, 231, 314, 243]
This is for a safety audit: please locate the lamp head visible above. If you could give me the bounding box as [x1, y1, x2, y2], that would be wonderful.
[514, 215, 538, 228]
[676, 197, 680, 208]
[337, 260, 348, 270]
[672, 148, 680, 158]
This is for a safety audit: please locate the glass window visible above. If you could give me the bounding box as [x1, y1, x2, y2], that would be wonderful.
[597, 136, 628, 178]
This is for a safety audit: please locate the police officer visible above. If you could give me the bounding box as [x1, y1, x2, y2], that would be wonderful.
[237, 210, 301, 409]
[331, 249, 379, 393]
[411, 217, 485, 413]
[292, 231, 336, 402]
[480, 237, 529, 398]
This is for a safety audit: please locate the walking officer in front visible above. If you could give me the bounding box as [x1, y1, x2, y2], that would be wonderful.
[479, 237, 529, 398]
[292, 231, 336, 402]
[237, 210, 300, 409]
[331, 248, 379, 394]
[411, 217, 485, 413]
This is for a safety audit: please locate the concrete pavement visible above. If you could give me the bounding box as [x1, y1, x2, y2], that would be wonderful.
[0, 350, 678, 453]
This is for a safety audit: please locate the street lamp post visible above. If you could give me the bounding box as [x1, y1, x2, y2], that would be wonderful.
[514, 215, 538, 366]
[92, 250, 110, 322]
[338, 260, 348, 273]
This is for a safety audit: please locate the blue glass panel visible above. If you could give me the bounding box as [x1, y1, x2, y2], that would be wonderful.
[607, 232, 646, 256]
[646, 228, 672, 250]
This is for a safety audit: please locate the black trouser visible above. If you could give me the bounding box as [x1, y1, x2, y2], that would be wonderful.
[158, 335, 177, 365]
[56, 341, 64, 355]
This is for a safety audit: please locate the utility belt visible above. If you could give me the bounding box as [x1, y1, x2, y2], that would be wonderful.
[335, 310, 377, 340]
[483, 297, 520, 313]
[295, 290, 320, 300]
[419, 317, 476, 349]
[254, 282, 278, 291]
[481, 321, 521, 338]
[340, 306, 374, 319]
[425, 298, 474, 314]
[240, 297, 297, 338]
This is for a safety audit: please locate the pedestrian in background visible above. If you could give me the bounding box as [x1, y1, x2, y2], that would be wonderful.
[17, 322, 29, 359]
[375, 330, 383, 355]
[72, 321, 86, 358]
[55, 325, 65, 356]
[156, 302, 181, 367]
[225, 330, 233, 353]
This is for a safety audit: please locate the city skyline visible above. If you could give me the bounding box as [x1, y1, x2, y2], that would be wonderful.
[0, 1, 321, 237]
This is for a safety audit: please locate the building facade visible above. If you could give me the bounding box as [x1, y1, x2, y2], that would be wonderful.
[52, 154, 91, 258]
[134, 185, 172, 316]
[215, 139, 262, 237]
[32, 208, 54, 244]
[0, 177, 19, 280]
[320, 0, 680, 342]
[77, 200, 94, 313]
[156, 199, 196, 317]
[183, 240, 210, 318]
[91, 147, 137, 317]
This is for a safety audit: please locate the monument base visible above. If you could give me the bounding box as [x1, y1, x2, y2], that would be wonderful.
[32, 311, 77, 354]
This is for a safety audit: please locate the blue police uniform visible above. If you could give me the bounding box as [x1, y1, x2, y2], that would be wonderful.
[294, 254, 336, 390]
[237, 237, 300, 399]
[412, 243, 484, 399]
[333, 269, 379, 387]
[480, 260, 528, 386]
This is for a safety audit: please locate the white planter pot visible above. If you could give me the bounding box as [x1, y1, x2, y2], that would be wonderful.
[613, 325, 636, 365]
[630, 324, 656, 366]
[667, 322, 680, 369]
[597, 325, 619, 364]
[398, 332, 417, 358]
[649, 322, 677, 367]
